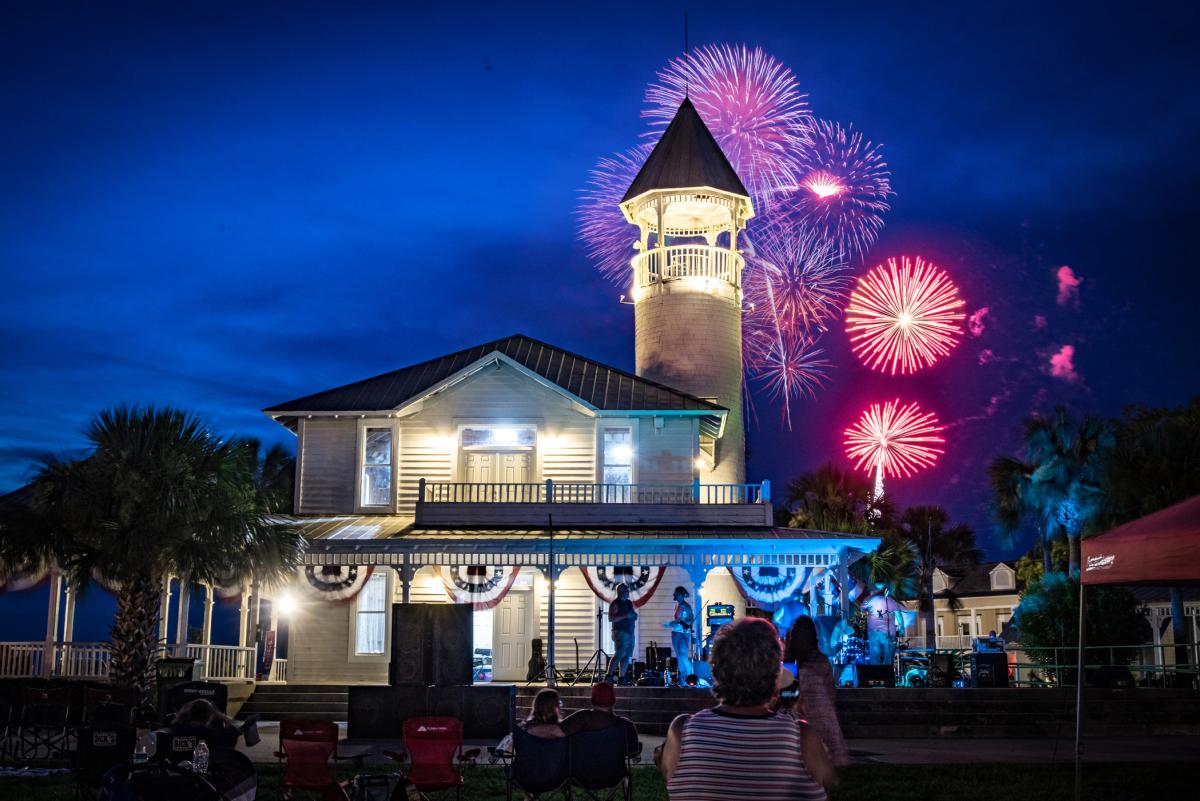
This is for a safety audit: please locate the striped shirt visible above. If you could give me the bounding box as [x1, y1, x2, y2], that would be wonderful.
[666, 708, 827, 801]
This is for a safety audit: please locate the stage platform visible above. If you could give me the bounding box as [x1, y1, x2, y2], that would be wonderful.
[241, 683, 1200, 738]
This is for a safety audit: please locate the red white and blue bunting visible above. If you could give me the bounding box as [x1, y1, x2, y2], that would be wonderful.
[298, 564, 374, 602]
[733, 565, 816, 608]
[581, 566, 666, 609]
[0, 566, 49, 593]
[439, 565, 520, 610]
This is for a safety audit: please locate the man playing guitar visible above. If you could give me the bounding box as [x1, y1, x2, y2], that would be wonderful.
[663, 586, 694, 683]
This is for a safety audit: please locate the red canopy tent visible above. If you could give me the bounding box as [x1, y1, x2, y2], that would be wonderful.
[1081, 495, 1200, 587]
[1073, 494, 1200, 799]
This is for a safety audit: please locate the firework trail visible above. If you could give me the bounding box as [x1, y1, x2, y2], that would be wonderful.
[576, 144, 654, 282]
[643, 43, 813, 200]
[773, 119, 892, 261]
[744, 332, 832, 428]
[845, 256, 966, 375]
[745, 224, 852, 342]
[844, 399, 945, 496]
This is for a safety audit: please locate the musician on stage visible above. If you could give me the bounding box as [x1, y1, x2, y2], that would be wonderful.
[863, 583, 904, 666]
[608, 583, 637, 685]
[666, 586, 694, 682]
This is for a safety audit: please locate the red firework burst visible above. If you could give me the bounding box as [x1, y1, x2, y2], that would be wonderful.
[844, 400, 944, 479]
[845, 256, 965, 374]
[643, 43, 813, 199]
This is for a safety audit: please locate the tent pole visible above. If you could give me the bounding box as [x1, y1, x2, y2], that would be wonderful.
[1074, 581, 1087, 801]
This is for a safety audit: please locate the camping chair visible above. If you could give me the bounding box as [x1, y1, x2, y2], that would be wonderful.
[494, 726, 571, 801]
[72, 725, 136, 801]
[154, 730, 198, 765]
[127, 760, 222, 801]
[166, 681, 229, 718]
[16, 685, 71, 759]
[568, 727, 634, 801]
[276, 719, 360, 800]
[83, 686, 137, 726]
[383, 716, 479, 801]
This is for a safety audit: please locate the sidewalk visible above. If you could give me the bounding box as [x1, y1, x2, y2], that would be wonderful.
[239, 722, 1200, 766]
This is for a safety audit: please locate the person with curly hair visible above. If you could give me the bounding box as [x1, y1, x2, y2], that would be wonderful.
[656, 617, 831, 800]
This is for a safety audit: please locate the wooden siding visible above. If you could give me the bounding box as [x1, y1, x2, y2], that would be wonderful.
[286, 569, 390, 684]
[297, 418, 358, 514]
[537, 568, 598, 671]
[635, 566, 693, 655]
[637, 416, 696, 485]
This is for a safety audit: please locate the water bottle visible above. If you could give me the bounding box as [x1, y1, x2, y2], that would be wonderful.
[193, 741, 210, 774]
[133, 742, 149, 765]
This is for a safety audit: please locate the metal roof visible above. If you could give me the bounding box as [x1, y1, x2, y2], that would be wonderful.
[264, 334, 726, 425]
[621, 98, 749, 203]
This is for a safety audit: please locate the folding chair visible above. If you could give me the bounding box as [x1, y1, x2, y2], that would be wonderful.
[166, 681, 229, 718]
[276, 719, 358, 800]
[568, 727, 634, 801]
[72, 725, 136, 801]
[17, 685, 71, 759]
[83, 686, 136, 726]
[384, 716, 479, 801]
[497, 727, 571, 801]
[154, 730, 198, 765]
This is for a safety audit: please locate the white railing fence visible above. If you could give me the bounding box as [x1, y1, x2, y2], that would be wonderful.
[421, 479, 770, 505]
[266, 658, 288, 683]
[0, 641, 256, 681]
[633, 244, 744, 288]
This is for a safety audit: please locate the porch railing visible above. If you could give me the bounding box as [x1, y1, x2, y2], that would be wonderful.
[0, 641, 255, 681]
[421, 479, 770, 505]
[632, 244, 744, 289]
[266, 658, 288, 683]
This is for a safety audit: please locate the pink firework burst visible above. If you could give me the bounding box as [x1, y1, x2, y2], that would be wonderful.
[576, 144, 653, 283]
[845, 256, 966, 375]
[644, 43, 813, 199]
[775, 119, 892, 260]
[745, 224, 852, 342]
[844, 400, 944, 480]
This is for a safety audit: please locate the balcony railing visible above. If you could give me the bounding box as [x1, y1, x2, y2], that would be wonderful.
[633, 244, 743, 289]
[422, 479, 769, 505]
[416, 479, 773, 526]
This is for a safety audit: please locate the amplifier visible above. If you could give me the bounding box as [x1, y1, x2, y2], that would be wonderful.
[706, 603, 735, 625]
[854, 664, 896, 688]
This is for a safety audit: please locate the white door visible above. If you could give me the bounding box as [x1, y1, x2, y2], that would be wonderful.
[464, 452, 530, 484]
[493, 588, 534, 681]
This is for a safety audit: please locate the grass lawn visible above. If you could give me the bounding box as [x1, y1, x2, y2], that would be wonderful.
[4, 760, 1198, 800]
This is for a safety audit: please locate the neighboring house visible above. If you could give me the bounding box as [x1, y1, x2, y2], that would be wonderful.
[903, 561, 1023, 649]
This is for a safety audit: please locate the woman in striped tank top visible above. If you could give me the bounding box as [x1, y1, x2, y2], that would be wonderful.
[656, 618, 832, 801]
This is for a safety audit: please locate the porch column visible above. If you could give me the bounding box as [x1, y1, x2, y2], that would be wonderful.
[822, 568, 834, 615]
[837, 548, 850, 623]
[237, 582, 250, 648]
[41, 567, 63, 679]
[686, 566, 709, 673]
[62, 581, 77, 642]
[397, 559, 416, 605]
[174, 575, 192, 657]
[201, 583, 215, 646]
[158, 575, 174, 645]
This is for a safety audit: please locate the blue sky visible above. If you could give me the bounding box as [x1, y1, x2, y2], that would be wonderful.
[2, 1, 1198, 637]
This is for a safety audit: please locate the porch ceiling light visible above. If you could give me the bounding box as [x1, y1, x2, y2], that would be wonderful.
[277, 591, 297, 617]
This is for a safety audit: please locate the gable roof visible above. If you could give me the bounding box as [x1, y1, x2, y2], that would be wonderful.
[936, 561, 1023, 597]
[264, 334, 726, 427]
[621, 98, 749, 203]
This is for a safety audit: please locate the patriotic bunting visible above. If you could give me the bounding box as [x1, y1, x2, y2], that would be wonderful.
[298, 564, 374, 602]
[581, 566, 666, 608]
[439, 565, 521, 610]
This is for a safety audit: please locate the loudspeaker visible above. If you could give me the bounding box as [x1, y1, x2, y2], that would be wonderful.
[389, 604, 428, 686]
[928, 653, 956, 688]
[1091, 665, 1135, 689]
[348, 686, 428, 739]
[348, 685, 516, 740]
[971, 652, 1009, 688]
[854, 664, 896, 688]
[461, 685, 516, 739]
[428, 604, 474, 686]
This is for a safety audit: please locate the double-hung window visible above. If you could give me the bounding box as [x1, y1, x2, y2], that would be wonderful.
[355, 572, 387, 655]
[361, 427, 394, 507]
[602, 427, 633, 502]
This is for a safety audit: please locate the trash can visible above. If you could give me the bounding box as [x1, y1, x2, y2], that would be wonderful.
[154, 657, 199, 716]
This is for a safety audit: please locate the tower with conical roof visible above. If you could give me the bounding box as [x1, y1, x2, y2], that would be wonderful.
[620, 98, 753, 483]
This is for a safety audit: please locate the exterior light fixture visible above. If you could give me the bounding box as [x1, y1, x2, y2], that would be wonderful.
[611, 444, 633, 462]
[276, 592, 297, 617]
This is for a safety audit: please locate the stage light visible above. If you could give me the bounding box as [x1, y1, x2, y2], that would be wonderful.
[685, 673, 699, 687]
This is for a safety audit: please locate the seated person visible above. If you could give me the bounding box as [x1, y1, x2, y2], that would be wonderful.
[519, 688, 566, 739]
[169, 698, 240, 749]
[559, 681, 639, 756]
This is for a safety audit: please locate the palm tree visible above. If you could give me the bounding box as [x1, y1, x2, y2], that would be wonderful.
[783, 462, 893, 533]
[1094, 399, 1200, 672]
[0, 406, 303, 699]
[989, 406, 1113, 575]
[898, 506, 982, 645]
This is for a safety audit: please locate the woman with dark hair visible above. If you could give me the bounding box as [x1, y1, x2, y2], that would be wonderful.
[785, 616, 849, 766]
[521, 688, 566, 738]
[168, 698, 240, 749]
[657, 618, 831, 800]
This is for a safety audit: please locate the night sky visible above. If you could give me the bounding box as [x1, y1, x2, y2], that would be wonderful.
[2, 2, 1198, 637]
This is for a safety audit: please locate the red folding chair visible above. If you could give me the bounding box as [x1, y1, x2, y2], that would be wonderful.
[385, 717, 479, 801]
[275, 719, 358, 800]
